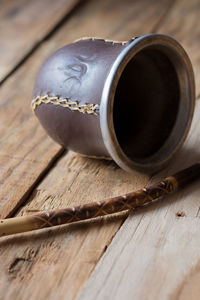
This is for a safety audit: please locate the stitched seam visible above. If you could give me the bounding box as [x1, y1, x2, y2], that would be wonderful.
[31, 95, 99, 115]
[74, 37, 137, 45]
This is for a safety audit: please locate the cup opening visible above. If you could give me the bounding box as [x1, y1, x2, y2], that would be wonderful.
[100, 35, 195, 172]
[113, 46, 180, 162]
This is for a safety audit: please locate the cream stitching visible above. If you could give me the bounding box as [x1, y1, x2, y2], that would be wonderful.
[32, 38, 137, 115]
[74, 37, 137, 45]
[31, 95, 99, 115]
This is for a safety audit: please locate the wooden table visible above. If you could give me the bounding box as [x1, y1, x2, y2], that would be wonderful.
[0, 0, 200, 299]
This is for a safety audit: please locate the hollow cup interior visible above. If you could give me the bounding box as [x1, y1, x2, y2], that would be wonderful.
[113, 47, 180, 161]
[100, 35, 195, 173]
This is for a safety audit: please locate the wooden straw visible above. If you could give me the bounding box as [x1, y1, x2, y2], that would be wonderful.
[1, 163, 200, 238]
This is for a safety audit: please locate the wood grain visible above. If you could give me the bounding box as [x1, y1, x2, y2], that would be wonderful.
[0, 0, 79, 83]
[1, 0, 200, 299]
[75, 2, 200, 298]
[0, 24, 64, 219]
[76, 98, 200, 300]
[0, 152, 148, 300]
[155, 0, 200, 97]
[0, 0, 172, 218]
[0, 0, 174, 299]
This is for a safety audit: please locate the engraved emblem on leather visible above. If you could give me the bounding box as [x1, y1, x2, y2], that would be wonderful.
[58, 54, 96, 88]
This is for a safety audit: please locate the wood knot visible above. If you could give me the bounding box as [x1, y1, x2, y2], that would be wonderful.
[176, 211, 185, 218]
[8, 247, 39, 280]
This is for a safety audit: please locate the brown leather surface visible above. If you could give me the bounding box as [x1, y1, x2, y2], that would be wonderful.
[33, 39, 127, 156]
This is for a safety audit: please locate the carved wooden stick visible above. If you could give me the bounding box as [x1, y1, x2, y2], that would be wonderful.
[1, 163, 200, 238]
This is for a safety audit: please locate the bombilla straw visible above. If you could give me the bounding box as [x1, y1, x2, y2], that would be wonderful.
[1, 163, 200, 238]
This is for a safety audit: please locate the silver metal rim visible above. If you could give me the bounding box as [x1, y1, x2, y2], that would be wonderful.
[100, 34, 195, 173]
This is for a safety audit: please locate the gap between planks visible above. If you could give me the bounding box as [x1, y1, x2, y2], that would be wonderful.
[1, 0, 200, 300]
[0, 1, 175, 300]
[0, 0, 174, 219]
[0, 0, 83, 85]
[1, 1, 200, 220]
[0, 0, 82, 85]
[75, 104, 200, 298]
[5, 0, 174, 218]
[7, 148, 66, 218]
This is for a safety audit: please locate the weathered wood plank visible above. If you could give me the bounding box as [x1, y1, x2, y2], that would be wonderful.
[0, 38, 63, 219]
[0, 0, 79, 83]
[0, 153, 147, 300]
[155, 0, 200, 97]
[76, 98, 200, 300]
[0, 0, 172, 218]
[76, 2, 200, 298]
[0, 0, 173, 299]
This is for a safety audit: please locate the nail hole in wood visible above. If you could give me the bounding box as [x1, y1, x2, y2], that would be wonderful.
[176, 211, 185, 217]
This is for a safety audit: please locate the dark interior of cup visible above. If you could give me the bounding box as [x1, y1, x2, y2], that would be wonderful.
[113, 47, 180, 161]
